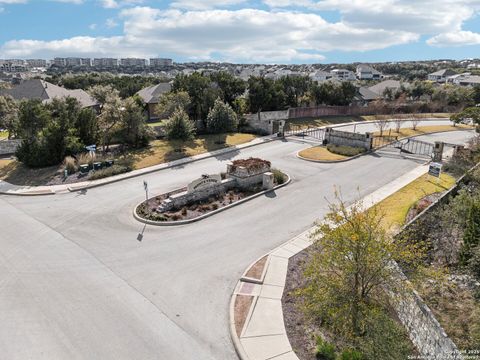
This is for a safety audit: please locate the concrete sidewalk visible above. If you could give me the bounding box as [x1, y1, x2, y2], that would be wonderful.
[0, 134, 279, 196]
[230, 163, 430, 360]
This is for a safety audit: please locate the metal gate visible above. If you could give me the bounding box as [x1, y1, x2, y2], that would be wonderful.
[284, 125, 326, 142]
[383, 137, 434, 157]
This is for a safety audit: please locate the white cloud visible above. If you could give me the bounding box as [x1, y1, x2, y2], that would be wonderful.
[99, 0, 143, 8]
[105, 18, 118, 28]
[99, 0, 118, 7]
[427, 31, 480, 47]
[0, 7, 418, 62]
[171, 0, 248, 10]
[89, 23, 97, 30]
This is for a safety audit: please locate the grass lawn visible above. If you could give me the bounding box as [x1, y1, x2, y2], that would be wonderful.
[147, 120, 166, 127]
[0, 159, 61, 186]
[285, 113, 454, 131]
[298, 146, 347, 161]
[363, 112, 452, 121]
[0, 132, 258, 186]
[373, 172, 456, 233]
[373, 124, 473, 138]
[126, 133, 258, 169]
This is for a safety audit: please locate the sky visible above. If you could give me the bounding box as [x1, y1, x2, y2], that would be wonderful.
[1, 0, 480, 64]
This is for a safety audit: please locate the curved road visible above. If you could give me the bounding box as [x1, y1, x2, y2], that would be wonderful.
[0, 129, 474, 359]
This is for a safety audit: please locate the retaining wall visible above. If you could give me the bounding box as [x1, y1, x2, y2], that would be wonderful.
[0, 139, 21, 155]
[325, 128, 373, 150]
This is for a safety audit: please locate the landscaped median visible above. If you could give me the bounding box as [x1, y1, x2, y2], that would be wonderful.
[133, 158, 290, 225]
[297, 144, 366, 163]
[229, 163, 460, 360]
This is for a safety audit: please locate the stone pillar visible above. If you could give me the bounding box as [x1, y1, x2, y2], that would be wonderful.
[365, 132, 373, 150]
[433, 141, 444, 162]
[262, 172, 274, 190]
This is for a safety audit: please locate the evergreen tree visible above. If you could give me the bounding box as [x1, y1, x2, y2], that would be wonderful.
[164, 108, 195, 141]
[206, 98, 238, 133]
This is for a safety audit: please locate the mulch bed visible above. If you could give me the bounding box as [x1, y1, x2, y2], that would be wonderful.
[405, 193, 442, 223]
[245, 256, 268, 280]
[137, 186, 263, 222]
[282, 249, 318, 360]
[234, 295, 254, 337]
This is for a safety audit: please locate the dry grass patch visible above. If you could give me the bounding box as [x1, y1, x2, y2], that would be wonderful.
[298, 146, 348, 161]
[373, 173, 456, 233]
[128, 133, 257, 169]
[374, 124, 473, 139]
[0, 159, 60, 186]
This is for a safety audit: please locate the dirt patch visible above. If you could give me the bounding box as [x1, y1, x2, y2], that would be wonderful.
[234, 295, 254, 337]
[405, 193, 442, 223]
[245, 256, 268, 280]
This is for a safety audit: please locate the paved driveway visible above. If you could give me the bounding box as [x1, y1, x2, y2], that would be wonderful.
[0, 130, 475, 360]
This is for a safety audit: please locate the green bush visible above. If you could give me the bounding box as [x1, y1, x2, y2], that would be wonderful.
[339, 349, 364, 360]
[327, 144, 366, 157]
[206, 98, 238, 133]
[315, 337, 336, 360]
[88, 164, 131, 180]
[272, 168, 286, 185]
[164, 108, 196, 140]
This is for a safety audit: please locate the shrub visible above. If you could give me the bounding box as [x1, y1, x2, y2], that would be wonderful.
[339, 349, 364, 360]
[326, 144, 366, 157]
[63, 156, 78, 174]
[77, 152, 95, 166]
[88, 164, 131, 180]
[164, 108, 196, 140]
[272, 168, 286, 185]
[206, 98, 238, 133]
[211, 203, 219, 210]
[181, 207, 187, 216]
[315, 337, 336, 360]
[468, 246, 480, 281]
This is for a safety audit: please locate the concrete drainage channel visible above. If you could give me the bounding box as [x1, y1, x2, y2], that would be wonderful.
[133, 174, 291, 226]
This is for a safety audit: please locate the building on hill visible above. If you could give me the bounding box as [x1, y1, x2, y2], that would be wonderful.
[331, 68, 356, 81]
[427, 69, 457, 83]
[0, 79, 98, 108]
[356, 64, 383, 80]
[136, 82, 172, 121]
[150, 58, 173, 67]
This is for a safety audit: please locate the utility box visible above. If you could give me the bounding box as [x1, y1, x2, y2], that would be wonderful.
[93, 162, 103, 170]
[79, 164, 89, 174]
[104, 159, 114, 167]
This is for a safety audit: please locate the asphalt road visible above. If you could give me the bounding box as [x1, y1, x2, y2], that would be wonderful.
[0, 129, 475, 360]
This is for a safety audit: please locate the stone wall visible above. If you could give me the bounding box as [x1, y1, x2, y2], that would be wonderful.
[324, 128, 373, 150]
[245, 110, 289, 134]
[160, 178, 236, 211]
[389, 264, 461, 359]
[226, 161, 271, 189]
[0, 139, 21, 155]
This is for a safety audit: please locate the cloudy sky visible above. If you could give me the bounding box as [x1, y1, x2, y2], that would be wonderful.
[1, 0, 480, 63]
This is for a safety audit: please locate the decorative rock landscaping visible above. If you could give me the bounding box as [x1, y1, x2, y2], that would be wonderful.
[135, 157, 288, 224]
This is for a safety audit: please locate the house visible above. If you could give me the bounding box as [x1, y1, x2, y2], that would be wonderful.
[309, 70, 333, 82]
[355, 86, 380, 104]
[0, 79, 98, 108]
[136, 82, 172, 121]
[427, 69, 457, 83]
[453, 75, 480, 86]
[331, 69, 356, 81]
[356, 64, 383, 80]
[368, 79, 403, 97]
